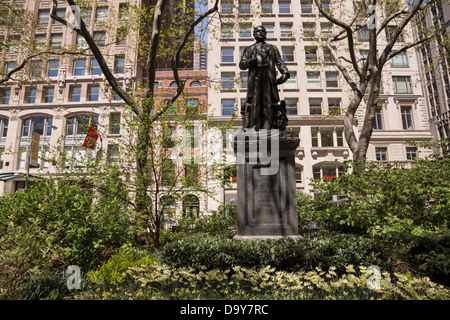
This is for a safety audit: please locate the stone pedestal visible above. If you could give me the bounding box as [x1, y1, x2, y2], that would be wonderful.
[233, 130, 302, 241]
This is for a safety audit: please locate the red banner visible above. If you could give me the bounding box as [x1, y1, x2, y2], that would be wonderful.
[82, 120, 98, 149]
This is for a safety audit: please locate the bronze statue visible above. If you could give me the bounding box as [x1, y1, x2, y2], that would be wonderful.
[239, 26, 290, 130]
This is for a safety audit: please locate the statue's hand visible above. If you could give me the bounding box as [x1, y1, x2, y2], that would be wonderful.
[274, 73, 290, 85]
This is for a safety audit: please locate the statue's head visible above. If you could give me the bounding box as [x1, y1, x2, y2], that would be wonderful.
[253, 25, 267, 42]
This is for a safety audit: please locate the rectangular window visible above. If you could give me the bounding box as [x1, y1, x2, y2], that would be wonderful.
[8, 35, 20, 52]
[26, 87, 37, 103]
[116, 27, 127, 46]
[311, 127, 318, 147]
[385, 26, 404, 42]
[30, 60, 43, 78]
[262, 23, 275, 38]
[81, 8, 92, 23]
[222, 99, 235, 116]
[70, 86, 82, 102]
[262, 1, 273, 14]
[305, 46, 318, 62]
[357, 26, 370, 42]
[393, 76, 412, 94]
[406, 147, 417, 160]
[96, 6, 108, 22]
[301, 1, 313, 13]
[119, 3, 128, 20]
[401, 106, 413, 129]
[281, 46, 295, 62]
[240, 72, 248, 89]
[5, 61, 16, 74]
[74, 59, 86, 75]
[307, 72, 320, 88]
[323, 47, 334, 63]
[88, 85, 100, 101]
[279, 1, 291, 14]
[1, 88, 10, 104]
[47, 60, 59, 77]
[50, 33, 62, 49]
[239, 1, 251, 14]
[336, 128, 344, 146]
[326, 72, 339, 87]
[321, 23, 332, 39]
[309, 98, 322, 115]
[375, 147, 387, 161]
[107, 144, 119, 163]
[391, 51, 409, 67]
[284, 72, 297, 89]
[374, 107, 383, 129]
[93, 31, 106, 47]
[285, 98, 298, 115]
[38, 9, 50, 25]
[221, 47, 234, 63]
[109, 113, 121, 134]
[90, 59, 102, 75]
[77, 34, 88, 49]
[239, 23, 252, 38]
[303, 23, 316, 39]
[114, 56, 125, 74]
[328, 98, 341, 115]
[221, 72, 235, 90]
[221, 1, 233, 14]
[321, 128, 334, 147]
[221, 24, 233, 39]
[280, 23, 293, 38]
[43, 86, 54, 103]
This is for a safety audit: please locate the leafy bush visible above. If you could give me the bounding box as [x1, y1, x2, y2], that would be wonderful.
[308, 158, 450, 237]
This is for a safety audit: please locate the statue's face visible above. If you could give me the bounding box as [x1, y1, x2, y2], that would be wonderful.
[253, 27, 267, 42]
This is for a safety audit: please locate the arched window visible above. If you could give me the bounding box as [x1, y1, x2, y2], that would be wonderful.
[169, 81, 178, 88]
[313, 162, 345, 180]
[182, 194, 200, 219]
[190, 81, 201, 87]
[18, 116, 53, 169]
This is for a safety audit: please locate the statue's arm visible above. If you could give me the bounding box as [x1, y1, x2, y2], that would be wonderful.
[239, 47, 253, 70]
[273, 46, 290, 85]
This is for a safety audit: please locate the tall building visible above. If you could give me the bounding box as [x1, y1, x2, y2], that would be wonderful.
[413, 0, 450, 152]
[207, 0, 433, 201]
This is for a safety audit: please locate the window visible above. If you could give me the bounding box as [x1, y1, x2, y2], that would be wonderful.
[107, 144, 119, 163]
[262, 1, 273, 14]
[70, 86, 82, 102]
[311, 127, 344, 147]
[190, 81, 201, 87]
[50, 33, 62, 50]
[77, 34, 88, 49]
[90, 59, 102, 75]
[96, 6, 108, 22]
[26, 87, 37, 103]
[313, 163, 345, 180]
[109, 113, 121, 134]
[326, 72, 339, 87]
[328, 98, 341, 115]
[321, 23, 332, 39]
[391, 51, 409, 67]
[186, 125, 199, 149]
[74, 59, 86, 75]
[280, 23, 293, 38]
[116, 27, 127, 46]
[375, 147, 387, 161]
[161, 159, 175, 186]
[307, 72, 320, 88]
[114, 56, 125, 74]
[285, 98, 298, 115]
[309, 98, 322, 115]
[1, 88, 11, 104]
[401, 106, 413, 129]
[279, 1, 291, 14]
[88, 85, 100, 101]
[43, 86, 54, 103]
[374, 107, 383, 129]
[301, 1, 313, 13]
[357, 26, 370, 41]
[0, 118, 8, 137]
[303, 23, 315, 39]
[221, 1, 233, 14]
[182, 194, 200, 219]
[66, 115, 98, 136]
[321, 1, 330, 12]
[162, 126, 175, 148]
[284, 72, 297, 89]
[221, 24, 233, 39]
[38, 9, 50, 25]
[22, 117, 53, 137]
[222, 99, 235, 116]
[239, 23, 252, 38]
[5, 61, 16, 74]
[406, 147, 417, 160]
[221, 72, 235, 90]
[93, 31, 106, 47]
[323, 47, 334, 63]
[118, 3, 128, 20]
[30, 60, 43, 78]
[281, 46, 294, 62]
[221, 47, 234, 63]
[336, 128, 344, 146]
[239, 1, 251, 14]
[393, 76, 412, 94]
[169, 81, 178, 88]
[8, 35, 20, 52]
[185, 162, 199, 182]
[321, 128, 333, 147]
[262, 23, 275, 38]
[47, 60, 59, 77]
[0, 147, 4, 169]
[186, 99, 199, 113]
[240, 72, 248, 89]
[81, 7, 92, 23]
[305, 46, 318, 62]
[385, 26, 404, 42]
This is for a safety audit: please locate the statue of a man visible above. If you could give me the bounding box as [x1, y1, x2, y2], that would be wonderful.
[239, 26, 290, 130]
